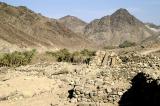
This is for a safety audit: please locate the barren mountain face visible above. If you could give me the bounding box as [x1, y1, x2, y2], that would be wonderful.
[59, 15, 87, 34]
[145, 23, 160, 32]
[0, 2, 156, 51]
[84, 8, 155, 46]
[0, 2, 93, 52]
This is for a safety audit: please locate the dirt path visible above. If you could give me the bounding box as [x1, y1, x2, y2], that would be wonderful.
[0, 72, 72, 106]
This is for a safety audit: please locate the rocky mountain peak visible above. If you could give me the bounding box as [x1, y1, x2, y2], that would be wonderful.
[59, 15, 87, 25]
[0, 2, 94, 51]
[59, 15, 87, 34]
[84, 8, 154, 46]
[60, 15, 77, 20]
[113, 8, 130, 15]
[110, 8, 142, 26]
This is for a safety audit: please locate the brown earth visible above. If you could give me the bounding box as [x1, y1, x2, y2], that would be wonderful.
[0, 2, 95, 52]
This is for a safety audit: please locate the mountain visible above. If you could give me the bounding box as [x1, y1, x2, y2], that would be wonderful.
[142, 32, 160, 45]
[145, 23, 160, 32]
[84, 8, 155, 46]
[0, 2, 93, 52]
[59, 15, 87, 34]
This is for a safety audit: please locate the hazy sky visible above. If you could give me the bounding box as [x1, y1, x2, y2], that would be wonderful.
[1, 0, 160, 24]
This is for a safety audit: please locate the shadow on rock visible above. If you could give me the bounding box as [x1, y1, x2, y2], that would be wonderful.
[119, 72, 160, 106]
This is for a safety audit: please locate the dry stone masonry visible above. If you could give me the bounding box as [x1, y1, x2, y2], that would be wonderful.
[90, 51, 122, 67]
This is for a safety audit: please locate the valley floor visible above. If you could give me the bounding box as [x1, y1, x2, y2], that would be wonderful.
[0, 47, 160, 106]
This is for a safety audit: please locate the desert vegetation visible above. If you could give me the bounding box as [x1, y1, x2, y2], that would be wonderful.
[103, 45, 117, 50]
[46, 49, 96, 64]
[119, 40, 136, 48]
[0, 48, 95, 67]
[0, 49, 36, 67]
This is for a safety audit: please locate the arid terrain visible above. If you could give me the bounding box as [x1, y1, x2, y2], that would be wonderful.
[0, 45, 160, 106]
[0, 1, 160, 106]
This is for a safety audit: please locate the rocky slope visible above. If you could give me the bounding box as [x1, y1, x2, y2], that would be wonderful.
[0, 2, 93, 52]
[84, 8, 155, 46]
[0, 50, 160, 106]
[145, 23, 160, 32]
[141, 34, 160, 49]
[59, 15, 87, 34]
[141, 24, 160, 46]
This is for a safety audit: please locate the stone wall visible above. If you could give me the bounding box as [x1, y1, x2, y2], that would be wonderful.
[90, 51, 122, 67]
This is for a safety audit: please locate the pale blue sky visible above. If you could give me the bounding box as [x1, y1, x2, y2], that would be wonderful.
[1, 0, 160, 24]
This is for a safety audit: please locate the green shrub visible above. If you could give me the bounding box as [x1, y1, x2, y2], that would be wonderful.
[0, 49, 36, 67]
[80, 49, 95, 64]
[46, 49, 95, 64]
[119, 41, 136, 48]
[80, 49, 96, 57]
[49, 49, 72, 62]
[103, 46, 117, 50]
[71, 51, 83, 63]
[57, 49, 71, 62]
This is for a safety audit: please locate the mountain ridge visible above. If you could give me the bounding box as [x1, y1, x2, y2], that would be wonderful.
[59, 15, 87, 34]
[0, 2, 158, 51]
[83, 8, 155, 46]
[0, 2, 94, 52]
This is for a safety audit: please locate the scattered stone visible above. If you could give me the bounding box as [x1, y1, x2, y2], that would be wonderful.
[0, 50, 160, 105]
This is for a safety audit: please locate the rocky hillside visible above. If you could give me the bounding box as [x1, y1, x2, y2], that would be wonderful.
[0, 2, 93, 52]
[84, 8, 155, 46]
[59, 15, 87, 34]
[145, 23, 160, 32]
[142, 33, 160, 46]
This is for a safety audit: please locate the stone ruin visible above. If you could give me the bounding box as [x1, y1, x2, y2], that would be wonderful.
[90, 50, 122, 67]
[67, 51, 160, 106]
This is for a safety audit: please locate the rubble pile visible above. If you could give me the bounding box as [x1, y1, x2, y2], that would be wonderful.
[67, 51, 160, 105]
[120, 52, 160, 69]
